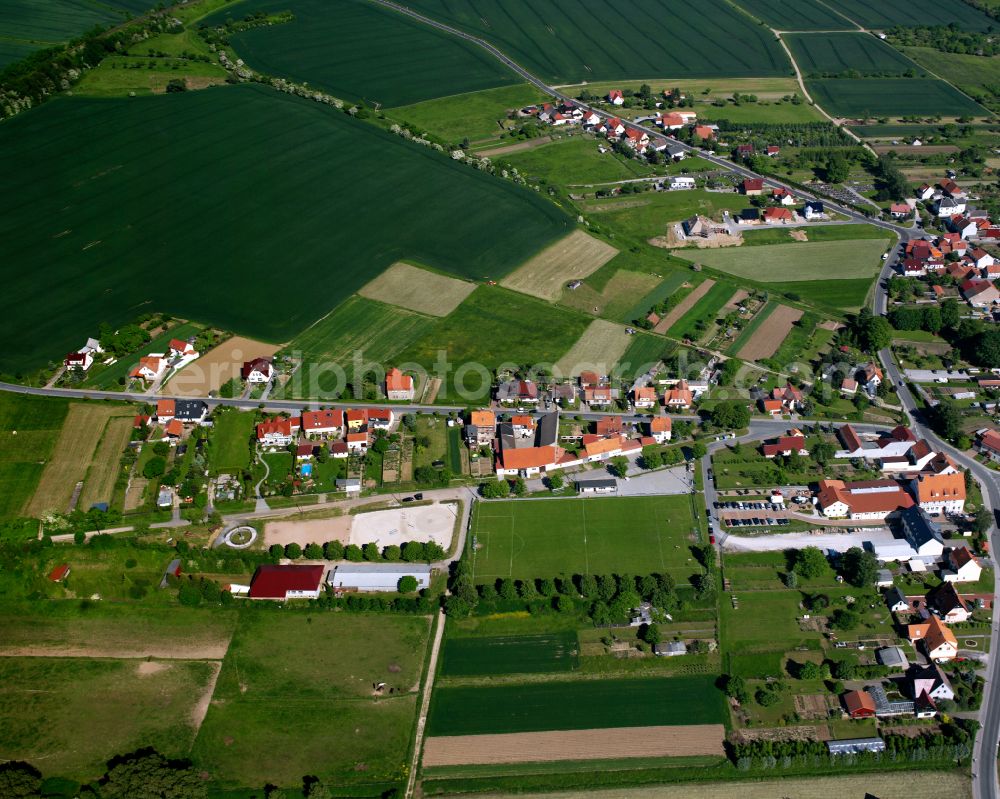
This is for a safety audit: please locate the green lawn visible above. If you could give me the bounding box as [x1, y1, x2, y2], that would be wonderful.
[0, 84, 570, 375]
[805, 77, 985, 117]
[770, 278, 874, 311]
[279, 296, 433, 398]
[0, 393, 70, 521]
[677, 239, 888, 283]
[397, 286, 590, 402]
[413, 415, 449, 469]
[0, 656, 216, 782]
[720, 590, 822, 654]
[785, 33, 920, 77]
[398, 0, 790, 84]
[727, 300, 776, 355]
[468, 496, 700, 582]
[427, 675, 726, 736]
[192, 612, 431, 790]
[741, 225, 892, 246]
[502, 136, 658, 185]
[618, 332, 673, 380]
[73, 54, 227, 97]
[208, 409, 255, 472]
[203, 0, 518, 107]
[392, 83, 546, 143]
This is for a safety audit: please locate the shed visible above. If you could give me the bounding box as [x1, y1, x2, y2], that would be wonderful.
[654, 641, 687, 657]
[48, 564, 71, 583]
[336, 478, 361, 494]
[875, 569, 894, 588]
[876, 645, 909, 670]
[843, 689, 877, 718]
[577, 478, 618, 495]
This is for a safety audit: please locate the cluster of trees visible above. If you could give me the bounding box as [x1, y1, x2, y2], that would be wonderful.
[844, 307, 893, 352]
[840, 546, 879, 587]
[98, 321, 152, 357]
[872, 155, 910, 201]
[709, 400, 751, 430]
[888, 305, 947, 334]
[887, 24, 1000, 57]
[267, 539, 446, 565]
[414, 465, 452, 487]
[640, 444, 685, 470]
[803, 67, 918, 80]
[720, 673, 782, 707]
[480, 477, 526, 498]
[199, 10, 294, 47]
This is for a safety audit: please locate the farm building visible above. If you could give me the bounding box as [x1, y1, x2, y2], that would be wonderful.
[876, 646, 908, 669]
[577, 478, 618, 495]
[248, 564, 325, 600]
[842, 689, 876, 719]
[827, 738, 885, 755]
[328, 563, 431, 593]
[386, 367, 415, 401]
[654, 641, 687, 657]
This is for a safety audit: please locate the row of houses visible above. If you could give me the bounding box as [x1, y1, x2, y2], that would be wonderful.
[842, 663, 954, 720]
[898, 232, 1000, 310]
[495, 373, 709, 410]
[256, 406, 396, 456]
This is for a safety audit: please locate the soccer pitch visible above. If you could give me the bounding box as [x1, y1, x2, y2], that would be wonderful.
[468, 496, 699, 581]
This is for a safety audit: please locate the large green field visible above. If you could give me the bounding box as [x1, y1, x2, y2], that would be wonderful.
[279, 296, 433, 398]
[468, 496, 699, 582]
[0, 656, 217, 781]
[397, 287, 590, 401]
[0, 38, 34, 68]
[427, 675, 726, 736]
[806, 77, 985, 117]
[676, 239, 889, 284]
[827, 0, 997, 30]
[584, 190, 748, 242]
[204, 0, 518, 107]
[731, 0, 854, 30]
[501, 136, 659, 186]
[440, 631, 579, 676]
[192, 612, 431, 789]
[0, 84, 569, 374]
[785, 33, 920, 76]
[903, 46, 1000, 104]
[399, 0, 791, 84]
[392, 83, 547, 143]
[0, 393, 69, 522]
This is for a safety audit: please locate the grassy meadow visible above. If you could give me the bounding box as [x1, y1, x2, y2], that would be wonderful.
[0, 393, 69, 521]
[208, 409, 255, 472]
[203, 0, 517, 107]
[399, 0, 790, 84]
[0, 84, 569, 374]
[468, 496, 700, 582]
[502, 136, 659, 185]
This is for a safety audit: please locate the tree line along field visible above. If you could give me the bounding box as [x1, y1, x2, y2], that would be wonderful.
[0, 84, 571, 375]
[805, 77, 985, 117]
[467, 496, 699, 583]
[427, 675, 726, 736]
[785, 33, 920, 76]
[827, 0, 997, 31]
[730, 0, 855, 30]
[202, 0, 519, 108]
[398, 0, 791, 84]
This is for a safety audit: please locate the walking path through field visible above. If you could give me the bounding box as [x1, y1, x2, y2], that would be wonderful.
[653, 279, 714, 334]
[406, 608, 446, 799]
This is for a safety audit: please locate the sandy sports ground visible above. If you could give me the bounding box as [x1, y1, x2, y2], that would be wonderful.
[653, 279, 714, 334]
[455, 772, 970, 799]
[266, 502, 457, 550]
[737, 304, 803, 361]
[502, 230, 618, 302]
[167, 336, 280, 396]
[360, 262, 476, 317]
[423, 724, 724, 767]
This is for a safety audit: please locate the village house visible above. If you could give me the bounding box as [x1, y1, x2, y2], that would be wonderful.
[301, 409, 344, 438]
[926, 582, 973, 624]
[816, 478, 914, 520]
[961, 279, 1000, 308]
[129, 355, 166, 383]
[668, 176, 696, 190]
[909, 471, 965, 515]
[608, 89, 624, 106]
[890, 203, 912, 219]
[908, 615, 958, 661]
[911, 664, 955, 704]
[632, 386, 658, 408]
[242, 357, 273, 384]
[168, 338, 197, 358]
[771, 187, 795, 206]
[899, 506, 945, 559]
[693, 124, 716, 141]
[154, 399, 208, 425]
[663, 380, 693, 410]
[761, 435, 808, 459]
[763, 207, 794, 224]
[802, 201, 825, 221]
[648, 416, 672, 443]
[943, 546, 983, 583]
[385, 367, 415, 401]
[497, 379, 539, 406]
[770, 384, 803, 412]
[465, 409, 497, 447]
[256, 416, 300, 447]
[346, 430, 369, 453]
[843, 689, 877, 719]
[741, 178, 764, 196]
[64, 350, 94, 372]
[860, 362, 883, 395]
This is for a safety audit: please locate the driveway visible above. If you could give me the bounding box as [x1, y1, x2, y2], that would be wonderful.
[616, 464, 694, 496]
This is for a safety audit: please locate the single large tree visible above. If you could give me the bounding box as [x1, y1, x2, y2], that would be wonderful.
[841, 546, 878, 587]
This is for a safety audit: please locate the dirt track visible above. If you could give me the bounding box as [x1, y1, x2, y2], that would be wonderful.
[653, 279, 714, 334]
[422, 724, 725, 766]
[737, 304, 802, 361]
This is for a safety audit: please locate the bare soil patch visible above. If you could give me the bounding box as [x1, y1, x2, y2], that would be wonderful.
[736, 304, 802, 361]
[266, 515, 352, 549]
[720, 289, 749, 314]
[554, 319, 633, 377]
[737, 724, 827, 743]
[582, 198, 652, 213]
[137, 661, 171, 676]
[558, 269, 660, 317]
[359, 262, 476, 317]
[790, 229, 808, 242]
[190, 661, 222, 731]
[651, 223, 743, 250]
[793, 694, 832, 720]
[423, 724, 725, 767]
[422, 377, 442, 404]
[818, 319, 842, 331]
[478, 136, 553, 157]
[502, 230, 618, 302]
[653, 279, 714, 334]
[169, 336, 280, 396]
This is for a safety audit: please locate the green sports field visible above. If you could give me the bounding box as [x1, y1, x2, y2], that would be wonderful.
[204, 0, 518, 107]
[785, 32, 919, 76]
[440, 631, 579, 676]
[677, 239, 888, 283]
[805, 77, 985, 117]
[827, 0, 997, 31]
[731, 0, 854, 30]
[399, 0, 791, 84]
[468, 496, 699, 582]
[427, 675, 726, 736]
[0, 85, 569, 374]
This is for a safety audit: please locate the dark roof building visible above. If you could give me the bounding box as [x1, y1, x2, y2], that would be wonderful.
[900, 506, 945, 555]
[248, 564, 325, 600]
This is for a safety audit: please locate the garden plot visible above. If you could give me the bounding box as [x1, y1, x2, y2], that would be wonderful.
[653, 280, 714, 334]
[359, 262, 476, 317]
[501, 231, 618, 302]
[736, 304, 802, 361]
[422, 724, 725, 766]
[554, 319, 633, 377]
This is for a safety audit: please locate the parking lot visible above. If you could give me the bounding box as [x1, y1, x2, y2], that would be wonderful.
[714, 499, 792, 529]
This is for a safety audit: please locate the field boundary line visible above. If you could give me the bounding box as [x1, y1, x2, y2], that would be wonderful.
[406, 609, 445, 799]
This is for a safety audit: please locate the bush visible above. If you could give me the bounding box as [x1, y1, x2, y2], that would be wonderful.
[398, 575, 418, 593]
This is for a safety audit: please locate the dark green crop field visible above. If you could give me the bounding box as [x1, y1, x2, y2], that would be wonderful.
[827, 0, 997, 31]
[440, 632, 579, 676]
[806, 77, 984, 117]
[427, 675, 726, 735]
[786, 33, 919, 76]
[0, 85, 569, 374]
[0, 39, 34, 68]
[204, 0, 517, 107]
[731, 0, 854, 30]
[399, 0, 791, 84]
